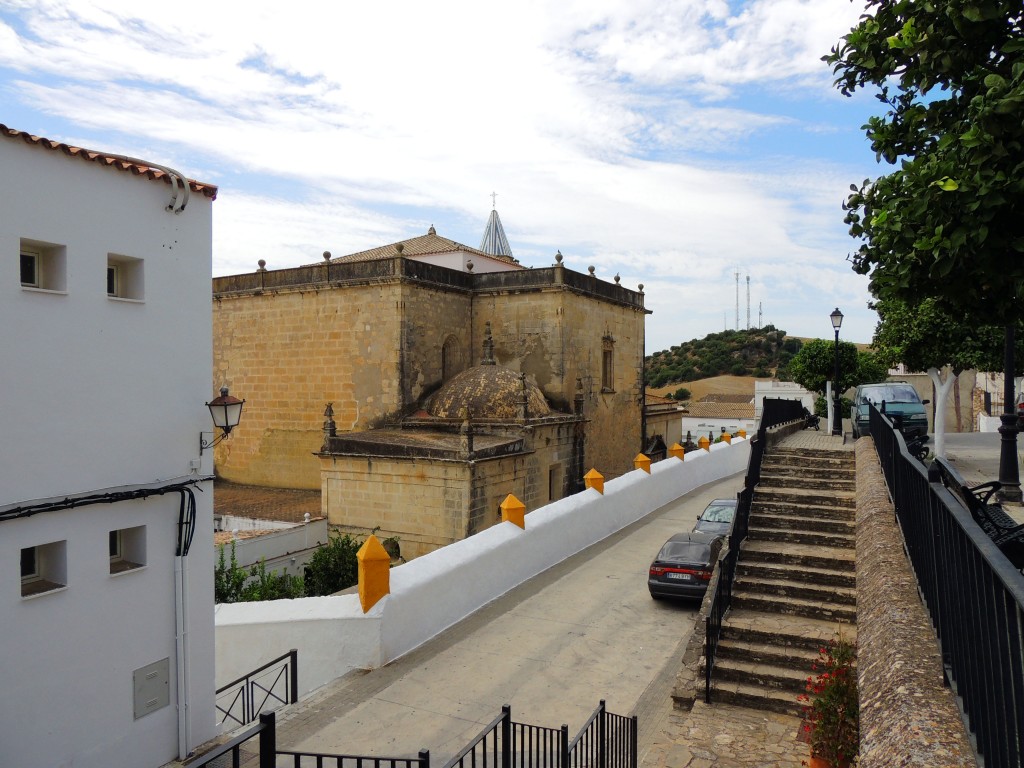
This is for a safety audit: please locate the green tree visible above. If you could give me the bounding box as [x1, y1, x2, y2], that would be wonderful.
[826, 1, 1024, 326]
[788, 339, 885, 395]
[304, 531, 363, 596]
[672, 387, 691, 401]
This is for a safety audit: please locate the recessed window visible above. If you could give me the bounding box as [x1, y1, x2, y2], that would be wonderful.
[107, 254, 144, 301]
[21, 540, 67, 597]
[19, 238, 67, 292]
[548, 464, 562, 502]
[110, 526, 146, 574]
[601, 336, 615, 393]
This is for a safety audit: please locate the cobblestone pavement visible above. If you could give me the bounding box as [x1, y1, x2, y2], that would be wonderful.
[642, 700, 808, 768]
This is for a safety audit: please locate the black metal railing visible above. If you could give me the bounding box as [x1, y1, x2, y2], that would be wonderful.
[868, 405, 1024, 768]
[191, 711, 432, 768]
[216, 649, 299, 728]
[704, 397, 804, 702]
[441, 701, 635, 768]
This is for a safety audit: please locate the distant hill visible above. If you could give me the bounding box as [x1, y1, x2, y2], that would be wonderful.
[645, 326, 802, 390]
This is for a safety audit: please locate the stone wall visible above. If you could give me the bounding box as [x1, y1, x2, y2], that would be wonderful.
[854, 438, 976, 767]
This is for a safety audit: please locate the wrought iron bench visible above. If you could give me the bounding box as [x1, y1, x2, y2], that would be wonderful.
[932, 457, 1024, 569]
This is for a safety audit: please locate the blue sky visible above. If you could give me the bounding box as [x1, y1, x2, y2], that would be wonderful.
[0, 0, 884, 353]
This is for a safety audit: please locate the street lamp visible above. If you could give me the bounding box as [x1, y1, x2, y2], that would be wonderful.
[830, 308, 844, 436]
[200, 386, 245, 454]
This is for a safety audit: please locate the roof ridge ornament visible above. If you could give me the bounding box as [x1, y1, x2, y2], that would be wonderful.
[482, 321, 496, 365]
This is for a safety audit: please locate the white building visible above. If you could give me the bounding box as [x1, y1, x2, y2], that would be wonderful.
[0, 125, 219, 768]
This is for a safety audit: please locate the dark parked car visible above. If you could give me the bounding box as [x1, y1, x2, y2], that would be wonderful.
[851, 382, 929, 439]
[648, 531, 723, 601]
[692, 498, 738, 536]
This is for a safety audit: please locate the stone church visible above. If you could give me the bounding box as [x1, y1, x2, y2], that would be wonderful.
[212, 209, 648, 556]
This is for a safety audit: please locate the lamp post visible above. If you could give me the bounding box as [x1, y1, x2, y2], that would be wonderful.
[830, 308, 844, 436]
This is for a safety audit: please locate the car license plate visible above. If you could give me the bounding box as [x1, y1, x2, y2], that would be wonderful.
[667, 573, 692, 581]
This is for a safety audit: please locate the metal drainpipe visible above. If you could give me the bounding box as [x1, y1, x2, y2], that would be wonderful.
[174, 555, 191, 759]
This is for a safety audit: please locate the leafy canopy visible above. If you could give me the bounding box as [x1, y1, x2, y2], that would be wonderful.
[825, 1, 1024, 325]
[788, 338, 887, 394]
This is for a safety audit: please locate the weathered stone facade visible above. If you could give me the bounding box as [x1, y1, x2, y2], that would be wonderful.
[212, 249, 647, 494]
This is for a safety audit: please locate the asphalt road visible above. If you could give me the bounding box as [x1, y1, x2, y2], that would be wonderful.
[273, 473, 746, 763]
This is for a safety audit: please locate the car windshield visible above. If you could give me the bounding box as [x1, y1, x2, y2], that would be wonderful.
[860, 385, 919, 405]
[699, 505, 735, 523]
[657, 541, 710, 562]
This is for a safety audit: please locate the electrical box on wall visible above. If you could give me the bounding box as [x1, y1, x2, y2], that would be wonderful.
[133, 658, 170, 720]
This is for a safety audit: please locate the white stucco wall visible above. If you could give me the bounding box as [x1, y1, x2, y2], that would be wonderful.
[413, 250, 521, 273]
[215, 438, 749, 700]
[0, 136, 216, 768]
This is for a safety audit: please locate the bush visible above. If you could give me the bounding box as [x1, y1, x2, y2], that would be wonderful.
[215, 541, 304, 603]
[799, 632, 858, 766]
[304, 531, 363, 596]
[672, 387, 691, 401]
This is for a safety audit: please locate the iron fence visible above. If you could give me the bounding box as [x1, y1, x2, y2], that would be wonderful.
[868, 405, 1024, 768]
[216, 649, 298, 729]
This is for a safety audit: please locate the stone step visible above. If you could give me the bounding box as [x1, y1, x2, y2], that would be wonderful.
[759, 473, 856, 492]
[737, 561, 856, 589]
[761, 460, 855, 477]
[747, 525, 856, 549]
[732, 590, 857, 624]
[751, 511, 854, 536]
[735, 575, 857, 606]
[770, 447, 853, 462]
[714, 636, 820, 672]
[751, 499, 855, 522]
[740, 540, 855, 572]
[708, 656, 808, 696]
[705, 679, 804, 717]
[720, 608, 857, 653]
[753, 486, 855, 510]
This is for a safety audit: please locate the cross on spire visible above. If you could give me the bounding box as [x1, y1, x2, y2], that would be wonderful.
[490, 191, 497, 209]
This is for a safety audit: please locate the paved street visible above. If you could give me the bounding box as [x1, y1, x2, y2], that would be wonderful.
[271, 474, 746, 763]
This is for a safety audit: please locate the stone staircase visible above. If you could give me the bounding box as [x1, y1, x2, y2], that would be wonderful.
[705, 446, 857, 716]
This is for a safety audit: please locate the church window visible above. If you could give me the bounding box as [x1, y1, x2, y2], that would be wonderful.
[442, 336, 461, 382]
[601, 336, 615, 392]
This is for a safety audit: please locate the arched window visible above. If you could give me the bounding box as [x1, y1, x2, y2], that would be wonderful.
[442, 336, 462, 382]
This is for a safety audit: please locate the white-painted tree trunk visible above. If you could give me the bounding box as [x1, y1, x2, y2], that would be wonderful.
[927, 366, 957, 458]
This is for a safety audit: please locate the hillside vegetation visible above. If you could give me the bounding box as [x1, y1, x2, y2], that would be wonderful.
[646, 326, 802, 390]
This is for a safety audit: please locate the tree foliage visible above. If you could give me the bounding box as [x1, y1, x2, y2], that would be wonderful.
[788, 339, 886, 394]
[645, 326, 796, 388]
[304, 531, 363, 597]
[826, 1, 1024, 325]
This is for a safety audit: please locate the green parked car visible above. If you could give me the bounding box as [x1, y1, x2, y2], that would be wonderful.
[851, 382, 929, 439]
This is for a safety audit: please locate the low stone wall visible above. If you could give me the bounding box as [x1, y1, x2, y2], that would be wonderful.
[854, 438, 977, 767]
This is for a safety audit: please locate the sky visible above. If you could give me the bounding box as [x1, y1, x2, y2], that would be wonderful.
[0, 0, 886, 354]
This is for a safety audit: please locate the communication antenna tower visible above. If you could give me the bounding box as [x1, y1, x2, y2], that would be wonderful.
[746, 275, 751, 330]
[734, 269, 740, 330]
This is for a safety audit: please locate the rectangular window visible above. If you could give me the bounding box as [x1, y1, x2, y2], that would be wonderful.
[20, 251, 38, 287]
[21, 540, 67, 597]
[107, 254, 144, 301]
[601, 336, 615, 392]
[19, 239, 66, 292]
[110, 525, 146, 574]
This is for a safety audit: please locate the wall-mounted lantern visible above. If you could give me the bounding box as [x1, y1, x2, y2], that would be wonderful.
[200, 387, 245, 454]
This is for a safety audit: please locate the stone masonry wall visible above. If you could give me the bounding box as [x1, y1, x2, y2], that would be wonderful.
[476, 287, 645, 479]
[855, 438, 977, 767]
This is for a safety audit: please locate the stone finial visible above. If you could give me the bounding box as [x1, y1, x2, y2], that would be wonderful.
[588, 265, 596, 275]
[323, 251, 332, 262]
[466, 260, 474, 272]
[638, 283, 644, 292]
[518, 373, 529, 421]
[357, 535, 391, 613]
[323, 403, 337, 440]
[555, 250, 563, 264]
[257, 259, 267, 272]
[614, 273, 620, 284]
[574, 377, 585, 414]
[396, 243, 404, 255]
[481, 321, 496, 365]
[428, 225, 436, 235]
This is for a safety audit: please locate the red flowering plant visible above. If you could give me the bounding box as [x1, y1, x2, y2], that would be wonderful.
[798, 630, 859, 766]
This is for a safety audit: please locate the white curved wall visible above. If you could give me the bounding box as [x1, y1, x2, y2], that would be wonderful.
[215, 439, 749, 699]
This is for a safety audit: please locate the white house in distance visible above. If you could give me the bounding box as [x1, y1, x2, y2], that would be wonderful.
[0, 125, 219, 768]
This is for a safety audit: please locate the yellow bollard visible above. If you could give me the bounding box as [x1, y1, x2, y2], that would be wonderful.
[500, 493, 526, 529]
[634, 453, 651, 473]
[584, 468, 605, 494]
[722, 432, 732, 444]
[737, 429, 746, 439]
[669, 443, 685, 461]
[698, 436, 710, 451]
[357, 535, 391, 613]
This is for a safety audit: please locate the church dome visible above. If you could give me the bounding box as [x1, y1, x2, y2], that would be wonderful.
[428, 366, 550, 420]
